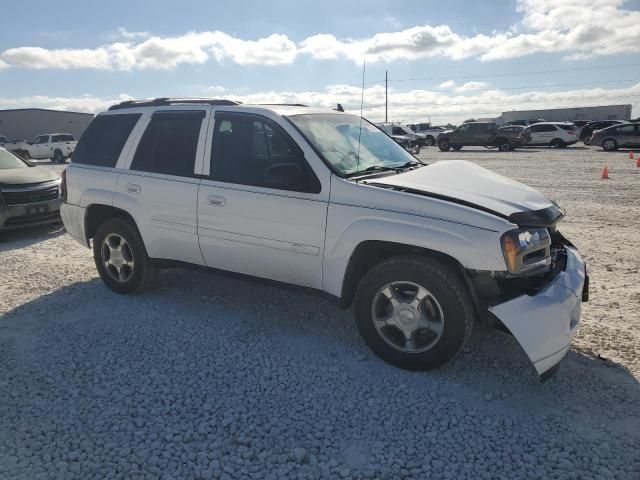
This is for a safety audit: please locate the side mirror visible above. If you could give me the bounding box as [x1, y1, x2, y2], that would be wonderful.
[265, 163, 303, 191]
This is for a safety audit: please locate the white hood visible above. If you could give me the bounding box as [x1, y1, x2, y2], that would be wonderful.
[367, 160, 553, 217]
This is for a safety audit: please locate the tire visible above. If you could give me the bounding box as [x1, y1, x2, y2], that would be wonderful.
[53, 150, 65, 163]
[452, 145, 462, 151]
[425, 136, 435, 146]
[602, 138, 618, 151]
[438, 139, 451, 151]
[550, 138, 565, 148]
[92, 217, 157, 294]
[583, 137, 591, 146]
[353, 256, 474, 371]
[497, 138, 511, 152]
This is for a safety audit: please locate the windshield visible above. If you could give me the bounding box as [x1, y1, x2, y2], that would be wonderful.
[288, 113, 416, 176]
[0, 148, 28, 169]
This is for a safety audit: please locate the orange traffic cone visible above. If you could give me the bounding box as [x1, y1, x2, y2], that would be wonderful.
[629, 151, 635, 160]
[636, 157, 640, 168]
[601, 166, 609, 179]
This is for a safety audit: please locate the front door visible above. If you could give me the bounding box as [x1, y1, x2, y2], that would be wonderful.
[197, 112, 328, 289]
[31, 135, 50, 159]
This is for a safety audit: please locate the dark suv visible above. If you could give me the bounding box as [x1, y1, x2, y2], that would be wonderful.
[580, 120, 626, 145]
[437, 122, 524, 152]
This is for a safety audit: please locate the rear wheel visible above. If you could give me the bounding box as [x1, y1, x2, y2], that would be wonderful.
[602, 138, 618, 151]
[551, 138, 565, 148]
[497, 138, 512, 151]
[425, 136, 435, 146]
[353, 256, 474, 371]
[438, 139, 451, 151]
[583, 137, 592, 146]
[93, 218, 157, 294]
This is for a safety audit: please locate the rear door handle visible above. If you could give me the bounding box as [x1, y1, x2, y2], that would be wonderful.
[207, 195, 226, 206]
[126, 183, 141, 194]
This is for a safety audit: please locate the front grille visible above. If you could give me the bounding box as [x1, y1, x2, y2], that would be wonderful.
[1, 183, 59, 205]
[4, 211, 60, 226]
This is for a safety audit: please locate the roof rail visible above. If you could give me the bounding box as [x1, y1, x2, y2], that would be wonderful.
[108, 98, 241, 110]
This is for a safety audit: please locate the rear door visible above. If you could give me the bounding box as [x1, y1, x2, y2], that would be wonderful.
[197, 111, 328, 289]
[529, 124, 555, 145]
[113, 107, 210, 266]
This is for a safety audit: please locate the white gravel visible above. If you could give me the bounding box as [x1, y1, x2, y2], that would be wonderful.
[1, 148, 639, 480]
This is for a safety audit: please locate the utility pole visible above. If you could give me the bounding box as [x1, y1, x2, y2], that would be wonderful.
[385, 70, 388, 123]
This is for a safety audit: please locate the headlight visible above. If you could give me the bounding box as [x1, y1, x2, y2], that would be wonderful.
[501, 228, 551, 275]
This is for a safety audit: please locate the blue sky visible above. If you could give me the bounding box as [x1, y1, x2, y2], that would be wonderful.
[0, 0, 639, 122]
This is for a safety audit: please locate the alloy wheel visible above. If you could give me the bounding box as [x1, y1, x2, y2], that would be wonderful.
[101, 233, 135, 282]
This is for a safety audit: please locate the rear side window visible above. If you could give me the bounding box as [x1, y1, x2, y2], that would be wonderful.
[557, 125, 575, 131]
[72, 114, 140, 167]
[130, 111, 204, 177]
[530, 124, 556, 133]
[52, 134, 75, 142]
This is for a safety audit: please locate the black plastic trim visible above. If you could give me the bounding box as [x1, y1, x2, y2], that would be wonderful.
[508, 204, 564, 228]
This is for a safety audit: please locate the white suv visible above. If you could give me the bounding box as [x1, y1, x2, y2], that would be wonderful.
[523, 122, 579, 147]
[61, 98, 588, 379]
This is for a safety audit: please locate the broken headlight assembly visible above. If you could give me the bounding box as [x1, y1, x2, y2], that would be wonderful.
[500, 228, 552, 275]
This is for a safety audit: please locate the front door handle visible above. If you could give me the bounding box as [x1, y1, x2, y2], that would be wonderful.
[207, 195, 226, 206]
[126, 183, 141, 194]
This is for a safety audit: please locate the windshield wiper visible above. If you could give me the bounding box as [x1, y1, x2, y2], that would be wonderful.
[346, 165, 399, 177]
[396, 160, 424, 169]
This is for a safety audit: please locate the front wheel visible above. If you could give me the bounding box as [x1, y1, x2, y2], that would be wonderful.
[602, 138, 618, 151]
[425, 136, 435, 146]
[53, 150, 65, 163]
[93, 218, 157, 294]
[497, 139, 511, 151]
[438, 139, 451, 151]
[583, 137, 592, 146]
[550, 138, 565, 148]
[353, 256, 474, 371]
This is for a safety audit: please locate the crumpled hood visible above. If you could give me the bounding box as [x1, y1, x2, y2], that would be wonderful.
[0, 167, 60, 186]
[366, 160, 554, 218]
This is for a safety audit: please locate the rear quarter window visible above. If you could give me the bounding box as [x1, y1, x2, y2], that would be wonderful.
[72, 114, 141, 168]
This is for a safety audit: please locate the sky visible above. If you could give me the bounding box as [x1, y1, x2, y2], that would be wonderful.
[0, 0, 639, 124]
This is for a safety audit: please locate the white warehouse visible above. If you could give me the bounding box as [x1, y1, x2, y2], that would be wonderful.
[497, 104, 632, 124]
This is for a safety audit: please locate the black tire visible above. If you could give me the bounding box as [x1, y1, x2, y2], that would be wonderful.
[353, 256, 474, 371]
[497, 138, 511, 152]
[93, 217, 157, 294]
[438, 139, 451, 151]
[425, 136, 435, 146]
[53, 150, 65, 163]
[452, 145, 462, 151]
[583, 137, 591, 146]
[601, 138, 618, 151]
[550, 138, 565, 148]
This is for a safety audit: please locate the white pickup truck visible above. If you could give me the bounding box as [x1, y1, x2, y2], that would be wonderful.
[60, 98, 588, 379]
[7, 133, 77, 163]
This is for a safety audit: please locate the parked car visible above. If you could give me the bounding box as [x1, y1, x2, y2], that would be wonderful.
[522, 122, 578, 147]
[0, 147, 62, 230]
[436, 122, 524, 151]
[497, 125, 531, 148]
[591, 123, 640, 151]
[378, 123, 427, 146]
[0, 135, 9, 145]
[61, 98, 588, 379]
[390, 134, 419, 154]
[6, 133, 77, 163]
[407, 123, 444, 146]
[579, 120, 626, 145]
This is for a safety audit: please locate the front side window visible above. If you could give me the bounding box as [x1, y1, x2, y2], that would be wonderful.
[33, 135, 49, 144]
[0, 148, 28, 169]
[131, 111, 204, 177]
[73, 113, 141, 168]
[287, 113, 416, 177]
[210, 114, 320, 193]
[391, 126, 404, 135]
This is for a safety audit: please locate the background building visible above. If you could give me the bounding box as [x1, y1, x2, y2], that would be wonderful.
[0, 108, 94, 142]
[498, 104, 632, 124]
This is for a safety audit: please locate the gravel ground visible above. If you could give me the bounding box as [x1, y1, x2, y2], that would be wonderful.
[1, 147, 639, 480]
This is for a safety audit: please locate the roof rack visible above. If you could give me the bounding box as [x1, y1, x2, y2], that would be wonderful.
[253, 103, 309, 107]
[108, 98, 241, 110]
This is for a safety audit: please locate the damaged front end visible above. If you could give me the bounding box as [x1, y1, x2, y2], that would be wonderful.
[467, 230, 589, 380]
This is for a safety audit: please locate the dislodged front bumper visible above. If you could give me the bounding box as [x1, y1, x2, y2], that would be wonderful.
[489, 246, 587, 378]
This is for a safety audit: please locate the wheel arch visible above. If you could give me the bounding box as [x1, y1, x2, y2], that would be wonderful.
[85, 204, 141, 244]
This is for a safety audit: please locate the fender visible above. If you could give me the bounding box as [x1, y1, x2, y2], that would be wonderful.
[322, 212, 506, 297]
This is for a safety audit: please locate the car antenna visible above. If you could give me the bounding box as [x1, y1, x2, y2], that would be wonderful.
[355, 60, 366, 182]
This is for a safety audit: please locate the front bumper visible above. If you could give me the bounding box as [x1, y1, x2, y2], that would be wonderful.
[0, 197, 62, 230]
[488, 246, 587, 378]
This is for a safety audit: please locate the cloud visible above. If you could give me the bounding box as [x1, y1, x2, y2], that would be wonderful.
[438, 80, 456, 89]
[455, 81, 490, 92]
[4, 82, 636, 124]
[0, 0, 638, 70]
